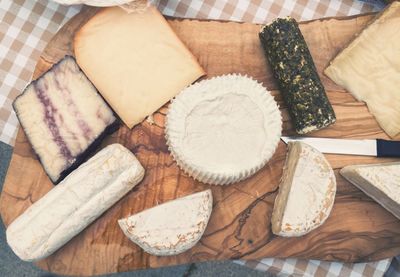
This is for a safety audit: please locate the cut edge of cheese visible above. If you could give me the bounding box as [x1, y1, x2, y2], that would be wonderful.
[118, 189, 212, 256]
[74, 6, 205, 129]
[271, 141, 336, 237]
[340, 162, 400, 220]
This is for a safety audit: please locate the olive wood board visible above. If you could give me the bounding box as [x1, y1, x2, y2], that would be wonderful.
[1, 6, 400, 276]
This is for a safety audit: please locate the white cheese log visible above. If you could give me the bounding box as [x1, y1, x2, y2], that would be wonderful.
[118, 190, 212, 256]
[6, 144, 145, 262]
[341, 162, 400, 220]
[271, 142, 336, 237]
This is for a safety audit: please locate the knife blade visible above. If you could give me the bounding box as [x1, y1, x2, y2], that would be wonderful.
[281, 136, 400, 157]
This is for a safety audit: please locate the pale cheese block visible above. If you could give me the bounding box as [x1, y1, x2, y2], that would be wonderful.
[324, 2, 400, 138]
[118, 190, 212, 256]
[6, 144, 145, 262]
[271, 142, 336, 237]
[165, 74, 282, 185]
[74, 6, 205, 128]
[341, 162, 400, 220]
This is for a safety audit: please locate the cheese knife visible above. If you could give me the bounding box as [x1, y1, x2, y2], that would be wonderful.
[281, 136, 400, 157]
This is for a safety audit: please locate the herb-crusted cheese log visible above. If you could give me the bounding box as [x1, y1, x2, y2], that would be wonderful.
[6, 144, 145, 262]
[13, 56, 118, 184]
[259, 17, 336, 134]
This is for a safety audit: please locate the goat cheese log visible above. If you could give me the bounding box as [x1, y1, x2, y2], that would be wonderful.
[6, 144, 145, 262]
[13, 56, 118, 184]
[118, 190, 212, 256]
[259, 17, 336, 134]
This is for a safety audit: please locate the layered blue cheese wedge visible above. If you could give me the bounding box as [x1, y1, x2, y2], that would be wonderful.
[13, 56, 117, 184]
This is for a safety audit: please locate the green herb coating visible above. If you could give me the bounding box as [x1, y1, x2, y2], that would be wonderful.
[259, 17, 336, 134]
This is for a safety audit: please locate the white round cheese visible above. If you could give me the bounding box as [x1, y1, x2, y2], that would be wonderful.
[165, 74, 282, 185]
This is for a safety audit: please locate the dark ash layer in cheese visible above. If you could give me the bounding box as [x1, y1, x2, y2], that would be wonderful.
[13, 56, 118, 184]
[259, 17, 336, 134]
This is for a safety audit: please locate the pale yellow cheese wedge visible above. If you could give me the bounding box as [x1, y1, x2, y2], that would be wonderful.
[325, 2, 400, 138]
[74, 6, 205, 128]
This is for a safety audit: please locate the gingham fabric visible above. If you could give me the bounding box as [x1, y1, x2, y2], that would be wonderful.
[0, 0, 398, 276]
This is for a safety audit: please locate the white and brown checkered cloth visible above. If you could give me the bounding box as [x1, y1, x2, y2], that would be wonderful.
[0, 0, 398, 276]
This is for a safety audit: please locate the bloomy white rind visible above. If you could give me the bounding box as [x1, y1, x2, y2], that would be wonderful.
[6, 144, 145, 262]
[118, 190, 213, 256]
[165, 74, 282, 185]
[272, 142, 336, 237]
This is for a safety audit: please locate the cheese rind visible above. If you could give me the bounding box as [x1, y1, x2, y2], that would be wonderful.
[272, 142, 336, 237]
[74, 6, 205, 129]
[341, 162, 400, 220]
[6, 144, 145, 262]
[118, 190, 212, 256]
[324, 2, 400, 138]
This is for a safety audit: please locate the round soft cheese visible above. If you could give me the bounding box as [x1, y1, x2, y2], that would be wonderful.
[165, 74, 282, 185]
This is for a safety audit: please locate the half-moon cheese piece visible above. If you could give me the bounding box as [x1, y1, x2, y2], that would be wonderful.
[52, 0, 133, 6]
[165, 74, 282, 185]
[271, 141, 336, 237]
[118, 190, 212, 256]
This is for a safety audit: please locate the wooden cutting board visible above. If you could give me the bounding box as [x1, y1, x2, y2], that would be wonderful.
[1, 7, 400, 276]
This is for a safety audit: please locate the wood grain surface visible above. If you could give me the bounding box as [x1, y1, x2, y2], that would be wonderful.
[1, 7, 400, 276]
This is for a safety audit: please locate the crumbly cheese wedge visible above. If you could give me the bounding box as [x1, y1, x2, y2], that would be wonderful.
[272, 142, 336, 237]
[6, 144, 145, 262]
[118, 190, 212, 256]
[325, 2, 400, 138]
[74, 6, 205, 128]
[341, 162, 400, 220]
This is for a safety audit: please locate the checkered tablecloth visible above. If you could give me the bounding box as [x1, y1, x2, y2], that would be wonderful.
[0, 0, 398, 276]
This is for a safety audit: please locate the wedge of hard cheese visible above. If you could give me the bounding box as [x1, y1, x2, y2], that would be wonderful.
[325, 2, 400, 138]
[118, 190, 212, 256]
[6, 144, 145, 262]
[341, 162, 400, 220]
[271, 142, 336, 237]
[74, 6, 205, 128]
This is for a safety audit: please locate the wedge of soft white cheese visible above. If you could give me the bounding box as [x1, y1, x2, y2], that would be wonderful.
[165, 74, 282, 185]
[118, 190, 212, 256]
[341, 162, 400, 220]
[271, 142, 336, 237]
[6, 144, 145, 262]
